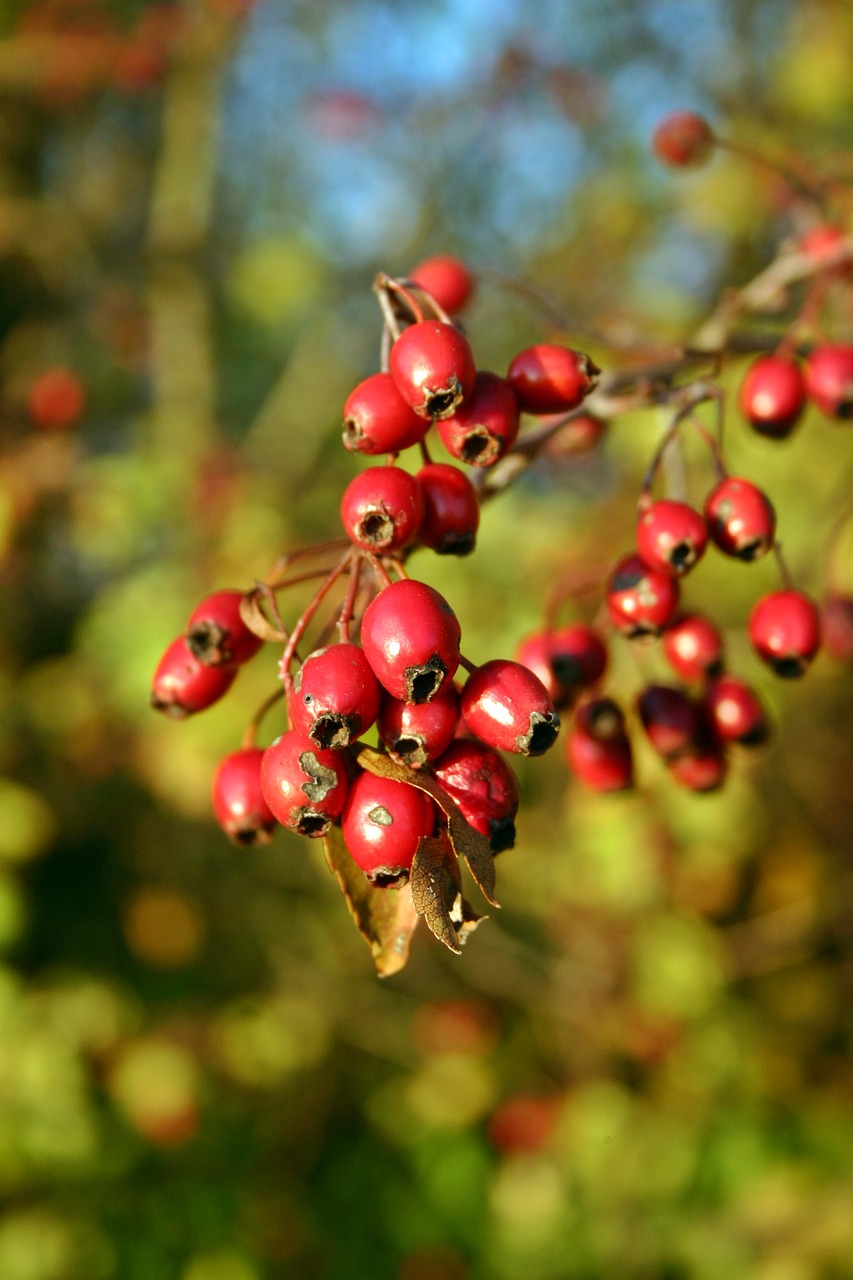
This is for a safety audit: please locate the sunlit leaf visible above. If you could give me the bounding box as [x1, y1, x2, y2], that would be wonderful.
[323, 824, 419, 977]
[410, 834, 463, 955]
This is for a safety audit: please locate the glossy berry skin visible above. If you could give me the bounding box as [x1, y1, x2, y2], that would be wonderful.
[749, 589, 821, 678]
[259, 731, 349, 838]
[821, 592, 853, 662]
[389, 320, 476, 420]
[212, 747, 277, 846]
[29, 367, 86, 430]
[514, 631, 560, 703]
[516, 624, 607, 710]
[342, 771, 435, 887]
[566, 698, 633, 792]
[662, 612, 724, 682]
[637, 685, 702, 759]
[432, 737, 520, 854]
[740, 355, 806, 439]
[435, 371, 520, 467]
[636, 499, 708, 577]
[187, 589, 264, 667]
[704, 675, 769, 746]
[377, 684, 460, 768]
[342, 371, 430, 455]
[360, 578, 461, 704]
[507, 344, 599, 415]
[651, 110, 715, 166]
[606, 553, 680, 638]
[409, 255, 474, 314]
[704, 477, 776, 561]
[288, 643, 382, 749]
[461, 659, 560, 757]
[417, 462, 480, 555]
[151, 636, 237, 718]
[340, 466, 424, 552]
[805, 344, 853, 419]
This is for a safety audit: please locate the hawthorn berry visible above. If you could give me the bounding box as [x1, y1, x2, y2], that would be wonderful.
[389, 320, 476, 419]
[749, 589, 821, 677]
[259, 731, 349, 838]
[516, 624, 608, 709]
[340, 465, 424, 552]
[435, 371, 520, 467]
[341, 771, 435, 887]
[507, 343, 600, 415]
[637, 684, 702, 760]
[704, 477, 776, 561]
[565, 697, 633, 792]
[432, 737, 520, 854]
[740, 354, 806, 439]
[187, 589, 264, 667]
[212, 747, 277, 845]
[461, 659, 560, 757]
[28, 366, 86, 430]
[409, 254, 474, 314]
[704, 674, 769, 745]
[417, 462, 480, 555]
[360, 578, 461, 704]
[151, 636, 237, 718]
[662, 612, 724, 682]
[606, 553, 680, 638]
[342, 371, 430, 455]
[651, 110, 715, 167]
[636, 499, 708, 577]
[821, 592, 853, 662]
[377, 684, 461, 767]
[667, 741, 727, 792]
[288, 643, 382, 749]
[805, 343, 853, 419]
[543, 411, 607, 458]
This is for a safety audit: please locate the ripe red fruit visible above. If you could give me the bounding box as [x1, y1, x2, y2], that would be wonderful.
[259, 731, 349, 838]
[212, 747, 277, 845]
[515, 624, 607, 709]
[749, 589, 821, 677]
[667, 742, 727, 792]
[821, 592, 853, 662]
[416, 462, 480, 555]
[342, 371, 431, 455]
[377, 684, 460, 767]
[186, 589, 264, 667]
[432, 737, 520, 854]
[662, 613, 724, 682]
[28, 366, 86, 430]
[340, 465, 424, 552]
[739, 354, 806, 439]
[408, 255, 474, 314]
[434, 371, 520, 467]
[637, 685, 702, 759]
[543, 411, 607, 458]
[488, 1094, 561, 1156]
[341, 771, 435, 887]
[389, 320, 476, 420]
[704, 477, 776, 561]
[151, 636, 237, 718]
[704, 675, 769, 745]
[461, 659, 560, 756]
[288, 643, 382, 749]
[565, 697, 633, 791]
[636, 499, 708, 577]
[606, 553, 680, 638]
[360, 578, 461, 704]
[804, 344, 853, 419]
[651, 111, 715, 167]
[506, 344, 599, 415]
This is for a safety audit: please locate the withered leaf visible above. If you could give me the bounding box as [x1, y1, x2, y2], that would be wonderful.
[353, 744, 499, 907]
[323, 824, 419, 977]
[410, 834, 463, 955]
[450, 895, 488, 947]
[239, 589, 289, 645]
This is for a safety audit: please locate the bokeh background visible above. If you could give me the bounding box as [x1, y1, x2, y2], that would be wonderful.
[3, 1, 853, 1277]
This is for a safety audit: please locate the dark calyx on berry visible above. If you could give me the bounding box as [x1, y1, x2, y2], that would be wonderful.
[518, 711, 560, 756]
[405, 656, 449, 704]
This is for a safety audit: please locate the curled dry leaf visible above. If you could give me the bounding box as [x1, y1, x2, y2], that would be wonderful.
[239, 587, 289, 645]
[410, 834, 464, 955]
[323, 824, 419, 977]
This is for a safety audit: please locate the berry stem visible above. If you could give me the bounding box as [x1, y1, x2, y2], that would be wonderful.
[458, 653, 476, 675]
[241, 687, 285, 750]
[402, 276, 454, 326]
[373, 272, 425, 330]
[337, 553, 364, 643]
[279, 549, 356, 691]
[713, 135, 827, 206]
[772, 541, 794, 591]
[544, 564, 611, 630]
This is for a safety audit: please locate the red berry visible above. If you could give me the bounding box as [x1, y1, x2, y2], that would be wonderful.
[212, 747, 277, 845]
[360, 578, 461, 704]
[186, 589, 264, 667]
[259, 731, 349, 838]
[704, 477, 776, 562]
[739, 354, 806, 439]
[435, 371, 520, 467]
[409, 255, 474, 314]
[667, 742, 727, 792]
[704, 675, 769, 745]
[514, 631, 560, 703]
[637, 684, 702, 759]
[288, 643, 382, 749]
[342, 771, 435, 887]
[461, 659, 560, 757]
[515, 624, 607, 709]
[488, 1094, 561, 1155]
[342, 371, 431, 455]
[749, 589, 821, 677]
[821, 592, 853, 662]
[507, 344, 599, 415]
[389, 320, 476, 420]
[377, 684, 461, 768]
[543, 411, 607, 458]
[28, 366, 86, 430]
[805, 344, 853, 419]
[651, 111, 715, 167]
[606, 553, 680, 638]
[417, 462, 480, 555]
[151, 637, 237, 718]
[636, 499, 708, 577]
[662, 613, 724, 682]
[565, 697, 633, 791]
[340, 465, 424, 552]
[432, 737, 520, 854]
[799, 224, 848, 265]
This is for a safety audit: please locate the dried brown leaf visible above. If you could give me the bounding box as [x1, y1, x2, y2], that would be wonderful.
[239, 589, 288, 645]
[410, 834, 463, 955]
[323, 824, 419, 977]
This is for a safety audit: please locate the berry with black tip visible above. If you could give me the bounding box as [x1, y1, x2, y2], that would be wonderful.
[636, 499, 708, 577]
[606, 553, 680, 638]
[507, 343, 599, 415]
[704, 675, 769, 745]
[187, 589, 264, 667]
[342, 371, 431, 456]
[749, 589, 821, 677]
[151, 636, 237, 718]
[389, 320, 476, 420]
[340, 465, 424, 553]
[565, 697, 633, 791]
[433, 737, 520, 854]
[377, 684, 461, 767]
[342, 771, 436, 887]
[417, 462, 480, 555]
[360, 578, 461, 704]
[637, 684, 702, 760]
[435, 371, 520, 467]
[740, 354, 806, 439]
[259, 731, 349, 838]
[704, 477, 776, 562]
[461, 659, 560, 756]
[805, 343, 853, 419]
[212, 747, 277, 845]
[288, 643, 382, 749]
[662, 612, 724, 682]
